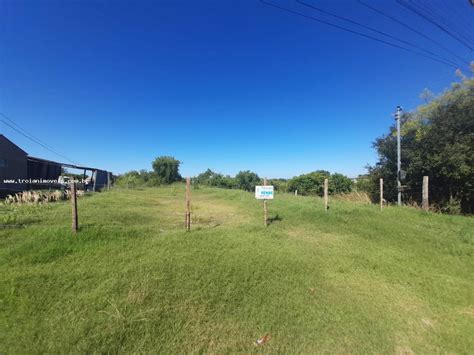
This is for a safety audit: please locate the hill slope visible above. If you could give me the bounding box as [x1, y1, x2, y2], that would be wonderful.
[1, 186, 473, 353]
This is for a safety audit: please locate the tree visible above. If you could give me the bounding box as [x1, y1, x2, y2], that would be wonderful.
[287, 171, 352, 196]
[287, 171, 327, 196]
[235, 170, 260, 192]
[151, 156, 182, 184]
[194, 169, 216, 185]
[194, 169, 238, 189]
[367, 77, 474, 213]
[329, 173, 353, 194]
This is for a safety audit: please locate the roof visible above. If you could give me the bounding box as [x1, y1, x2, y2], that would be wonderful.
[1, 135, 108, 173]
[0, 134, 28, 156]
[28, 156, 101, 172]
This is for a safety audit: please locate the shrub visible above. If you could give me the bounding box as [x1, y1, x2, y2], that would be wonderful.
[329, 173, 353, 194]
[235, 170, 260, 192]
[287, 171, 328, 196]
[288, 171, 353, 196]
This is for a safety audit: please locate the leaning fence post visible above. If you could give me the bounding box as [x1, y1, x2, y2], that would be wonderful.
[422, 176, 429, 211]
[380, 178, 383, 211]
[185, 177, 191, 231]
[71, 182, 78, 233]
[324, 178, 329, 212]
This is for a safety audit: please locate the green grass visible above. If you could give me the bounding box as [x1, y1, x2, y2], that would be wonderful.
[1, 185, 473, 353]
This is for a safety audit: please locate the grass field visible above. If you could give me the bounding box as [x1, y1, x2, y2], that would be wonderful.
[1, 185, 473, 353]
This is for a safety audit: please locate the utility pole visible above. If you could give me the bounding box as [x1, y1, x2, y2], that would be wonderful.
[395, 105, 403, 206]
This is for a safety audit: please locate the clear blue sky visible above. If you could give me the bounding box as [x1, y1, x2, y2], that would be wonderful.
[1, 0, 472, 178]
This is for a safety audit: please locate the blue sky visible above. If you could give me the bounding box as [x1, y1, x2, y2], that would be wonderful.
[1, 0, 472, 178]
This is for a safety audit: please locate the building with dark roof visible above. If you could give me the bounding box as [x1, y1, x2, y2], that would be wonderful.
[0, 134, 112, 197]
[0, 134, 28, 194]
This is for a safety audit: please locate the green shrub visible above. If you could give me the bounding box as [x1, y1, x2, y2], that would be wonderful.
[235, 170, 260, 192]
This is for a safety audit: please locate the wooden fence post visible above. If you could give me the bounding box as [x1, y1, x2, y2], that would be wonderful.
[324, 178, 328, 212]
[380, 178, 383, 211]
[422, 176, 429, 211]
[185, 177, 191, 231]
[71, 182, 78, 233]
[295, 189, 298, 196]
[263, 177, 268, 227]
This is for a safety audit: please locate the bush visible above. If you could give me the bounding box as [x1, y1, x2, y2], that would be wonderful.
[353, 175, 372, 193]
[288, 171, 352, 196]
[194, 169, 237, 189]
[235, 170, 261, 192]
[329, 173, 353, 194]
[115, 171, 147, 188]
[287, 171, 328, 196]
[269, 179, 289, 192]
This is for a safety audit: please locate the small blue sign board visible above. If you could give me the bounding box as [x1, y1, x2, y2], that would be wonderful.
[255, 186, 274, 200]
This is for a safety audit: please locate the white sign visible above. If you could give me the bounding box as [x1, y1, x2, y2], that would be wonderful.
[255, 186, 274, 200]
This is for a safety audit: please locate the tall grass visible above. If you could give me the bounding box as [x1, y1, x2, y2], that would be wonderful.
[1, 185, 473, 353]
[4, 189, 85, 205]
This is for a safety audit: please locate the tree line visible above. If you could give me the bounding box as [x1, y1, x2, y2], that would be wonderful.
[193, 169, 353, 195]
[116, 161, 354, 196]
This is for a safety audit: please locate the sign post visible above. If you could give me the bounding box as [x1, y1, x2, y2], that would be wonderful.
[255, 179, 274, 227]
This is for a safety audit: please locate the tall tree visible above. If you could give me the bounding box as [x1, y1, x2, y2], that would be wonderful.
[235, 170, 260, 192]
[367, 77, 474, 213]
[152, 156, 182, 184]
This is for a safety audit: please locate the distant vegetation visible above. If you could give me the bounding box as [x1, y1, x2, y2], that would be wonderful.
[192, 168, 353, 196]
[365, 75, 474, 214]
[114, 74, 473, 214]
[287, 170, 353, 196]
[117, 162, 354, 196]
[115, 156, 182, 188]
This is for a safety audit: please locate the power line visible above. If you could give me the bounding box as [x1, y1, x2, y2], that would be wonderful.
[258, 0, 457, 68]
[0, 112, 78, 164]
[1, 118, 77, 165]
[426, 0, 474, 43]
[357, 0, 471, 68]
[437, 0, 474, 39]
[396, 0, 474, 51]
[296, 0, 460, 68]
[415, 0, 474, 47]
[1, 112, 62, 153]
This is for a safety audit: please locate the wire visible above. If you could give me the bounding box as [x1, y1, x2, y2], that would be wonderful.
[417, 1, 474, 45]
[415, 0, 474, 47]
[0, 113, 78, 165]
[397, 0, 474, 51]
[357, 0, 471, 68]
[1, 112, 63, 153]
[296, 0, 460, 68]
[258, 0, 457, 68]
